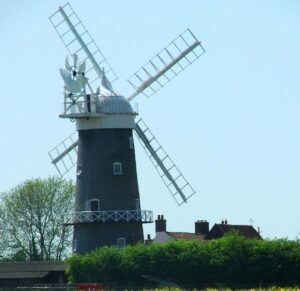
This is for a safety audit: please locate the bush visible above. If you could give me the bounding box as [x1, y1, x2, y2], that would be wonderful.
[66, 232, 300, 288]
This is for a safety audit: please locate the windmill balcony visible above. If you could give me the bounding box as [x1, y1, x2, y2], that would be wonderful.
[63, 100, 97, 115]
[66, 210, 153, 225]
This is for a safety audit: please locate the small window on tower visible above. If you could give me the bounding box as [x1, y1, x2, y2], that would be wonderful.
[72, 239, 77, 252]
[90, 199, 99, 211]
[86, 199, 100, 211]
[117, 237, 126, 248]
[135, 198, 140, 210]
[129, 137, 134, 149]
[77, 164, 82, 176]
[113, 162, 122, 175]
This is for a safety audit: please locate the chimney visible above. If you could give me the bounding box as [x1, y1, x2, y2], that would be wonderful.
[144, 234, 153, 245]
[155, 214, 166, 232]
[195, 220, 209, 235]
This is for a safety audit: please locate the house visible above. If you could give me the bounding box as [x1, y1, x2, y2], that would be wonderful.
[205, 219, 262, 240]
[153, 215, 206, 243]
[152, 215, 262, 243]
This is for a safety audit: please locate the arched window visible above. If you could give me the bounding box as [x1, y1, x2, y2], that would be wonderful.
[129, 137, 134, 149]
[86, 199, 100, 211]
[135, 198, 140, 210]
[77, 164, 82, 176]
[90, 199, 99, 211]
[113, 162, 122, 175]
[117, 237, 126, 248]
[72, 239, 77, 252]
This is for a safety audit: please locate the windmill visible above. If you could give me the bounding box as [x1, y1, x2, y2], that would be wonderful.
[49, 3, 205, 254]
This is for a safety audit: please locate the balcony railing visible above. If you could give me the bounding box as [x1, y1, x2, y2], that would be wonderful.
[61, 100, 139, 117]
[68, 210, 153, 224]
[62, 100, 97, 115]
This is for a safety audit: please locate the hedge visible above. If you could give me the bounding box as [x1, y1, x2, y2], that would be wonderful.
[66, 232, 300, 288]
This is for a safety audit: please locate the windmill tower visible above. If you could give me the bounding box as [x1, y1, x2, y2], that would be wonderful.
[49, 3, 205, 254]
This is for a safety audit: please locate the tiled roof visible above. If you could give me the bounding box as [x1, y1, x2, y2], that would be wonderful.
[0, 272, 49, 279]
[0, 261, 66, 273]
[166, 232, 205, 241]
[215, 224, 262, 239]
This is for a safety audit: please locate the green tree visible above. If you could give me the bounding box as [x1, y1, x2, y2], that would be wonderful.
[0, 176, 75, 261]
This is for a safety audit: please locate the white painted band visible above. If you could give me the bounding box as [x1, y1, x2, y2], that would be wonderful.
[76, 115, 136, 130]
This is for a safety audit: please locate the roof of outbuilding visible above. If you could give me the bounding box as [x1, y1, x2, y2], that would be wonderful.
[0, 261, 66, 279]
[166, 232, 205, 241]
[0, 272, 49, 279]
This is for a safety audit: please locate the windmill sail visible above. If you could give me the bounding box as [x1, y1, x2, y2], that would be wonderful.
[49, 3, 118, 92]
[48, 132, 78, 177]
[127, 28, 205, 101]
[49, 3, 203, 207]
[135, 119, 195, 206]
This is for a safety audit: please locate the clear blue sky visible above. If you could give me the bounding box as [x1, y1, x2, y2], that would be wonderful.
[1, 0, 299, 239]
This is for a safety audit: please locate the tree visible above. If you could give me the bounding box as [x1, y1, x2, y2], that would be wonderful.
[0, 176, 75, 261]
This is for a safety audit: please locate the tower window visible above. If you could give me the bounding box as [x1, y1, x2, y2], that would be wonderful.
[129, 137, 134, 149]
[77, 164, 82, 176]
[135, 198, 140, 210]
[117, 237, 126, 248]
[90, 199, 99, 211]
[86, 199, 100, 211]
[113, 162, 122, 175]
[72, 239, 77, 252]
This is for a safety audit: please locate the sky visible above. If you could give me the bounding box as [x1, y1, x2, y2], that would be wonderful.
[0, 0, 299, 240]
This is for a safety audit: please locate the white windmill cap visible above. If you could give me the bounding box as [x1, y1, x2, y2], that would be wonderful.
[97, 95, 134, 114]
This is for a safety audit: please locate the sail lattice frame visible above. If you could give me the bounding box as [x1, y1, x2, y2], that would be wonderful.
[128, 28, 205, 101]
[49, 3, 118, 91]
[135, 119, 196, 206]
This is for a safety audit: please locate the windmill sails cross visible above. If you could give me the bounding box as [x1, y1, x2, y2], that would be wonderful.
[49, 3, 205, 206]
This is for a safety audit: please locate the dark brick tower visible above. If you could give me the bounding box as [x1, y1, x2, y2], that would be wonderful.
[72, 95, 152, 254]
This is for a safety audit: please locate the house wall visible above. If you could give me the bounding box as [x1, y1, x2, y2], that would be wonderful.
[153, 232, 175, 243]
